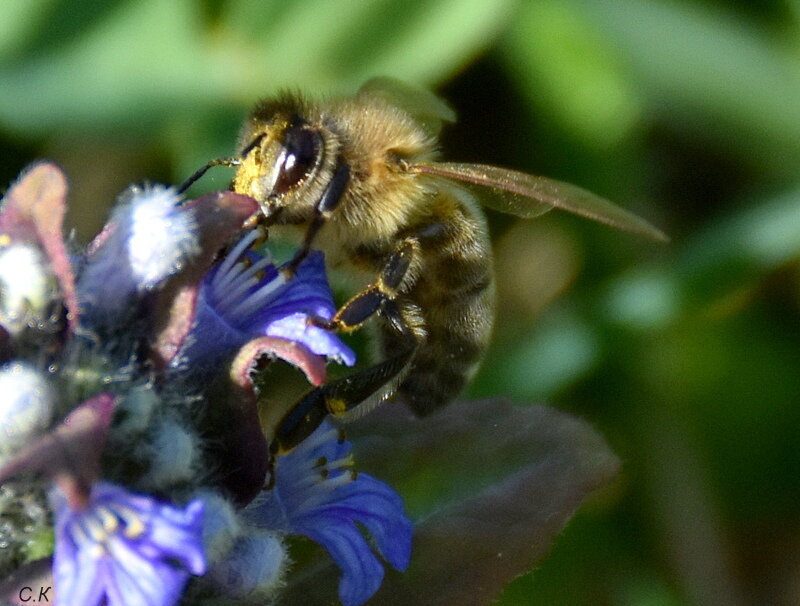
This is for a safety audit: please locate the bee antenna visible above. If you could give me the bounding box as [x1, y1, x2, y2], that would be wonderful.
[177, 157, 240, 194]
[177, 133, 266, 195]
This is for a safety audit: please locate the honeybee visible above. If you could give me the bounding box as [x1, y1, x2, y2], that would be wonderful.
[183, 78, 665, 452]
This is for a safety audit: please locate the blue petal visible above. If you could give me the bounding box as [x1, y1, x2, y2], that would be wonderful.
[145, 499, 207, 575]
[52, 537, 105, 606]
[51, 482, 207, 606]
[308, 523, 385, 606]
[298, 475, 412, 572]
[186, 245, 354, 369]
[177, 291, 254, 371]
[104, 540, 188, 606]
[246, 421, 412, 606]
[265, 313, 356, 365]
[248, 253, 337, 324]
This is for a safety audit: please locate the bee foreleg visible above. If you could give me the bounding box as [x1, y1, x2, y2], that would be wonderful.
[283, 161, 351, 277]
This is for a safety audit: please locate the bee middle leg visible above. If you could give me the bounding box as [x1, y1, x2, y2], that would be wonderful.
[271, 239, 420, 454]
[321, 237, 416, 332]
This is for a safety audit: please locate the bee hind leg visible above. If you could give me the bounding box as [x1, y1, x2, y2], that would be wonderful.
[272, 301, 417, 454]
[271, 240, 420, 454]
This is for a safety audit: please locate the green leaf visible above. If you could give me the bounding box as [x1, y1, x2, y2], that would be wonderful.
[478, 310, 600, 402]
[600, 184, 800, 327]
[576, 0, 800, 174]
[680, 186, 800, 272]
[0, 0, 56, 62]
[221, 0, 515, 97]
[0, 0, 514, 159]
[502, 0, 644, 148]
[0, 0, 214, 134]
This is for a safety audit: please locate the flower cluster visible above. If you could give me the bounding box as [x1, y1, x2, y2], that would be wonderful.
[0, 163, 410, 606]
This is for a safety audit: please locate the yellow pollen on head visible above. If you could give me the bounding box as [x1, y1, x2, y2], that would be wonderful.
[234, 160, 265, 197]
[0, 234, 11, 247]
[326, 397, 348, 417]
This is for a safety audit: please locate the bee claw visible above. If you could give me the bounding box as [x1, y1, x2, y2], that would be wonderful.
[242, 213, 263, 231]
[306, 315, 335, 330]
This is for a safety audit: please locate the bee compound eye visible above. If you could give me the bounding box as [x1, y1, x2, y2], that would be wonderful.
[273, 127, 320, 195]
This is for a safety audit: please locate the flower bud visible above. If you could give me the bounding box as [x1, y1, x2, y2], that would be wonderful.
[204, 530, 287, 601]
[0, 362, 53, 460]
[0, 243, 55, 335]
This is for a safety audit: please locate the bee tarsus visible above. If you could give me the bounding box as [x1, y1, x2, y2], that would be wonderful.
[273, 300, 417, 454]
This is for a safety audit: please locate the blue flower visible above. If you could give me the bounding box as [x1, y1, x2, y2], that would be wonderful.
[246, 421, 412, 606]
[182, 229, 355, 370]
[51, 482, 206, 606]
[1, 165, 415, 606]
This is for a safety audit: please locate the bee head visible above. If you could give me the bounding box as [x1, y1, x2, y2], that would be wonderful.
[233, 98, 340, 225]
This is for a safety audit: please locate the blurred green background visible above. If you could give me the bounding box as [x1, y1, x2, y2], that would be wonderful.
[2, 1, 800, 604]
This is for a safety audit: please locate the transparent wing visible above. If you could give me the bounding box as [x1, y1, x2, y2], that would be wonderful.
[411, 162, 668, 241]
[358, 77, 456, 138]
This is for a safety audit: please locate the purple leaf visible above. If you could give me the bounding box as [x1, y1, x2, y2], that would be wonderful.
[0, 393, 115, 509]
[152, 285, 199, 370]
[280, 398, 619, 605]
[232, 336, 328, 389]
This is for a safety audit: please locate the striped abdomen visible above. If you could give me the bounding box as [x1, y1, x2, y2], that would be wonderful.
[381, 188, 495, 415]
